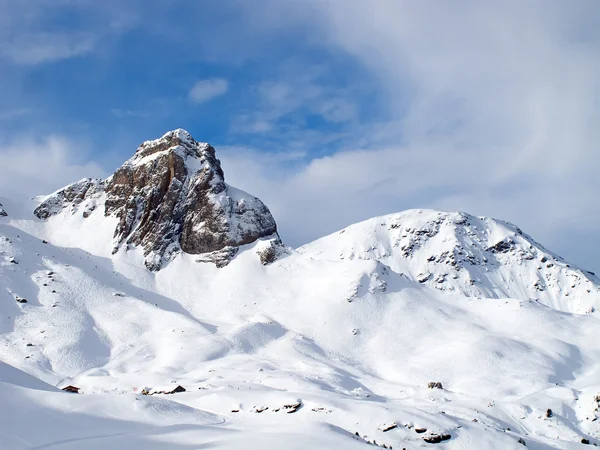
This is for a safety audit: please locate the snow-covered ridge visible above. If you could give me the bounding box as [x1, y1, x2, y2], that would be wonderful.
[1, 210, 600, 448]
[33, 129, 282, 270]
[2, 141, 600, 447]
[300, 209, 600, 313]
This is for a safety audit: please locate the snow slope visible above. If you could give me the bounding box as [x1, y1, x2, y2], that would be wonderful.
[1, 211, 600, 448]
[1, 131, 599, 449]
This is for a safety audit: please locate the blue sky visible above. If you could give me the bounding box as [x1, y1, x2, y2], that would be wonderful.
[0, 0, 599, 273]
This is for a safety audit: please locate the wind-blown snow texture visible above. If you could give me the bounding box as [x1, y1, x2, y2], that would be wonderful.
[1, 131, 599, 449]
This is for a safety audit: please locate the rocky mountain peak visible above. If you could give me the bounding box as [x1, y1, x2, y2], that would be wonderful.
[34, 130, 282, 270]
[128, 129, 224, 180]
[0, 203, 7, 217]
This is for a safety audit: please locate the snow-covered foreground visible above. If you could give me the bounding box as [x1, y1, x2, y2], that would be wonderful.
[1, 201, 599, 450]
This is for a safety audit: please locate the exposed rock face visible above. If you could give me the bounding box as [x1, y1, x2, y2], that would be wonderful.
[0, 203, 7, 217]
[34, 129, 281, 270]
[34, 179, 105, 220]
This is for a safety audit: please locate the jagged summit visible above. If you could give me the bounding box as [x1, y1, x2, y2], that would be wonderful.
[127, 129, 222, 176]
[300, 209, 600, 313]
[34, 130, 282, 270]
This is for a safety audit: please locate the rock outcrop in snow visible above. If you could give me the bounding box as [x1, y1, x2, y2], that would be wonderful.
[34, 129, 281, 270]
[0, 203, 6, 217]
[300, 209, 600, 313]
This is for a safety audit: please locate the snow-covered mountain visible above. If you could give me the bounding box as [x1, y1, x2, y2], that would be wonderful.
[33, 129, 282, 270]
[300, 210, 600, 314]
[1, 130, 599, 449]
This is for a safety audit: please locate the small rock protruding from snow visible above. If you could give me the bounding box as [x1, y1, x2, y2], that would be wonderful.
[423, 433, 451, 443]
[283, 401, 302, 413]
[256, 238, 288, 265]
[252, 405, 268, 413]
[379, 422, 397, 432]
[0, 203, 7, 217]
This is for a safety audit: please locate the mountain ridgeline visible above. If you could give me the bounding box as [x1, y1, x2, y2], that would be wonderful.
[31, 129, 599, 313]
[2, 129, 600, 448]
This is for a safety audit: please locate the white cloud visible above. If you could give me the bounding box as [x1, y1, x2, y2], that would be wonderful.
[0, 135, 106, 200]
[219, 0, 600, 273]
[0, 108, 34, 120]
[232, 73, 358, 135]
[220, 138, 599, 273]
[189, 78, 229, 104]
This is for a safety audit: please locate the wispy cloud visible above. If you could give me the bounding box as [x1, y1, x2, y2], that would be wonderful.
[218, 0, 600, 272]
[0, 31, 98, 65]
[0, 108, 34, 120]
[233, 73, 359, 135]
[189, 78, 229, 104]
[110, 108, 151, 119]
[0, 135, 106, 199]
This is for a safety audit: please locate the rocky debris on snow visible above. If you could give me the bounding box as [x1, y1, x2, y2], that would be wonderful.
[518, 437, 526, 445]
[311, 406, 332, 414]
[34, 129, 280, 270]
[379, 423, 397, 432]
[417, 272, 432, 283]
[593, 394, 600, 419]
[252, 405, 268, 413]
[356, 434, 392, 448]
[546, 408, 553, 418]
[256, 238, 288, 265]
[368, 268, 388, 293]
[428, 381, 443, 389]
[34, 178, 105, 220]
[195, 246, 239, 268]
[283, 401, 302, 413]
[581, 438, 590, 444]
[422, 433, 451, 443]
[112, 292, 126, 297]
[352, 431, 393, 448]
[15, 296, 27, 303]
[0, 203, 7, 217]
[414, 428, 427, 434]
[8, 256, 17, 264]
[486, 237, 516, 254]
